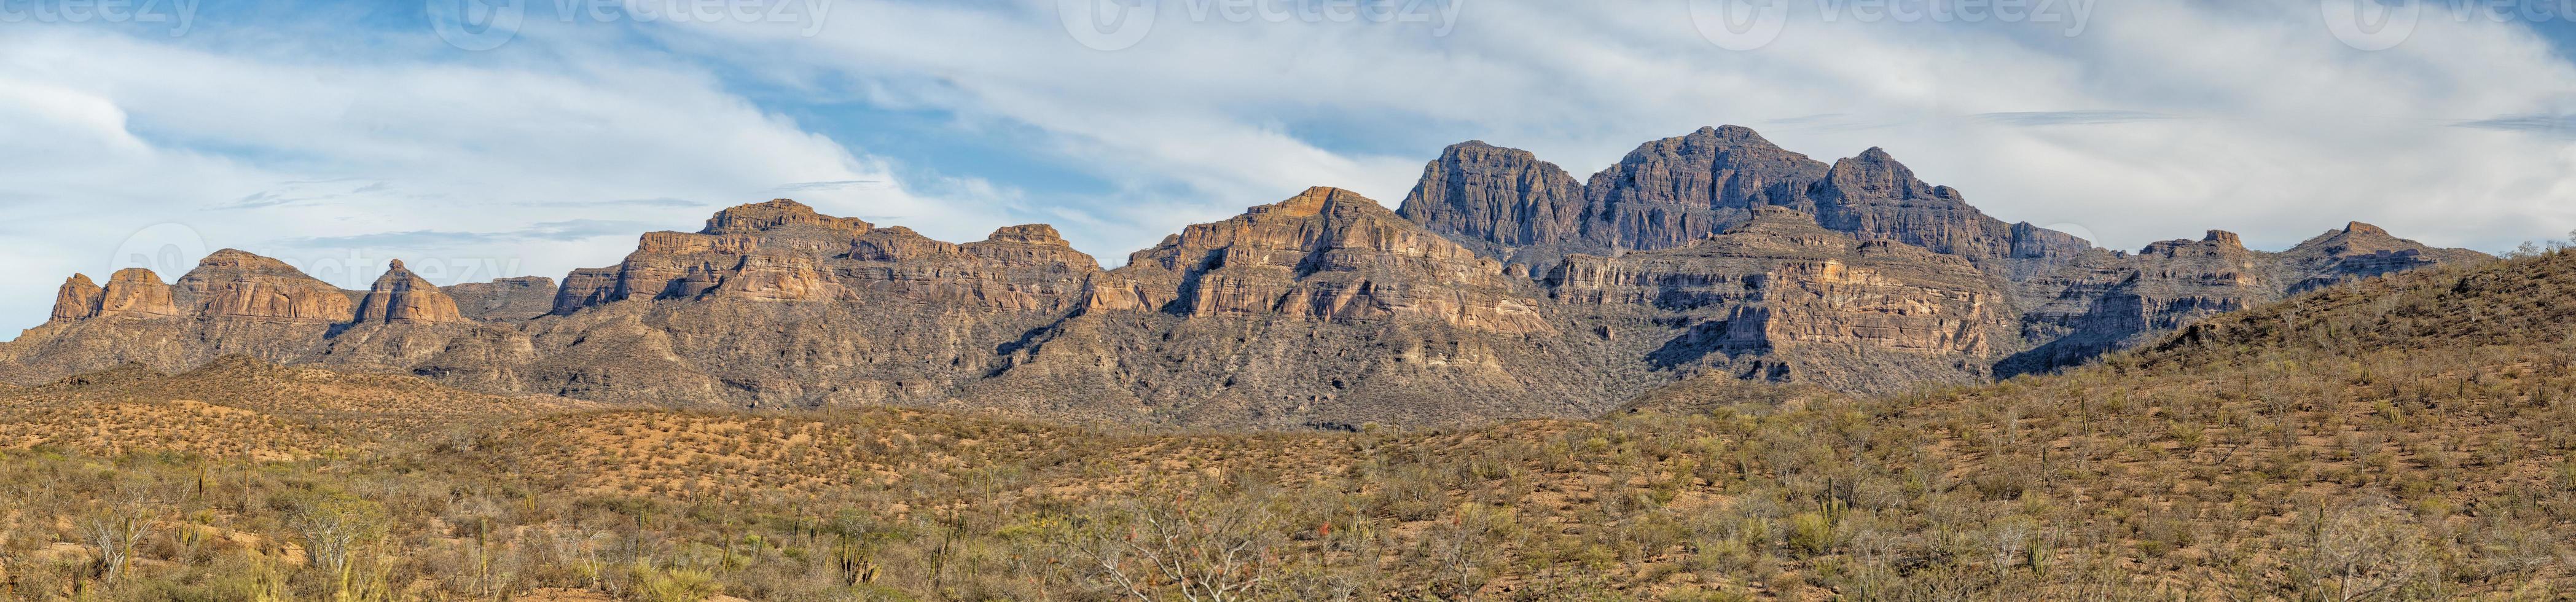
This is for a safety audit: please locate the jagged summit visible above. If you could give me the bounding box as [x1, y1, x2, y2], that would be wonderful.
[1401, 125, 2085, 270]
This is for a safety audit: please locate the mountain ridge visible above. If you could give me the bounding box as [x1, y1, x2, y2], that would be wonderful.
[1, 127, 2491, 428]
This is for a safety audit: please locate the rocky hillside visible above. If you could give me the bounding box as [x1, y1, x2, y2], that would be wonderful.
[7, 248, 2574, 599]
[0, 127, 2490, 428]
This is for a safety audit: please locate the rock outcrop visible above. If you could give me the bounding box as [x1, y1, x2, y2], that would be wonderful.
[178, 250, 354, 322]
[49, 275, 101, 324]
[98, 268, 182, 319]
[1550, 208, 2013, 389]
[355, 260, 468, 324]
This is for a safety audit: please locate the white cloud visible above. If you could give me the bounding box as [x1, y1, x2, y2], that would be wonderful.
[663, 0, 2576, 254]
[7, 0, 2576, 332]
[0, 27, 1011, 330]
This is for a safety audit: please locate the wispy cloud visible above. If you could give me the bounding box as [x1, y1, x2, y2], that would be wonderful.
[529, 198, 710, 209]
[280, 219, 658, 248]
[769, 180, 889, 193]
[2454, 113, 2576, 138]
[1764, 113, 1922, 133]
[1974, 111, 2175, 127]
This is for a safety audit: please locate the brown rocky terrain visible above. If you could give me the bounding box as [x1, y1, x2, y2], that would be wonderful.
[10, 244, 2576, 598]
[0, 127, 2492, 428]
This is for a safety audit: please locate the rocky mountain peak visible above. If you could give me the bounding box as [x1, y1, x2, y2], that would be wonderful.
[1258, 187, 1379, 219]
[2203, 230, 2245, 248]
[98, 268, 181, 319]
[2274, 221, 2493, 294]
[176, 250, 352, 323]
[49, 274, 101, 324]
[963, 224, 1100, 270]
[1700, 124, 1779, 147]
[198, 249, 304, 273]
[356, 259, 467, 324]
[1397, 139, 1589, 264]
[1816, 147, 1934, 201]
[984, 224, 1070, 246]
[701, 199, 874, 236]
[1091, 187, 1546, 333]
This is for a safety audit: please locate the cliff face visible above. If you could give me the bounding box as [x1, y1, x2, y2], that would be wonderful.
[1549, 208, 2013, 390]
[1581, 126, 1834, 255]
[1396, 141, 1595, 264]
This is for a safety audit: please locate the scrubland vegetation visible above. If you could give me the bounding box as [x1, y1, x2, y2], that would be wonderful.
[7, 251, 2576, 600]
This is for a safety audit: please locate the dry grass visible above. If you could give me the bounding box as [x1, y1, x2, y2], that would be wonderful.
[5, 250, 2576, 600]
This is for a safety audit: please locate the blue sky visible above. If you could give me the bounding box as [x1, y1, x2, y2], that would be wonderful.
[3, 0, 2575, 329]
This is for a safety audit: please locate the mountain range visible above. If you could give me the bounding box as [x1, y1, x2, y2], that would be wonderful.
[0, 126, 2490, 428]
